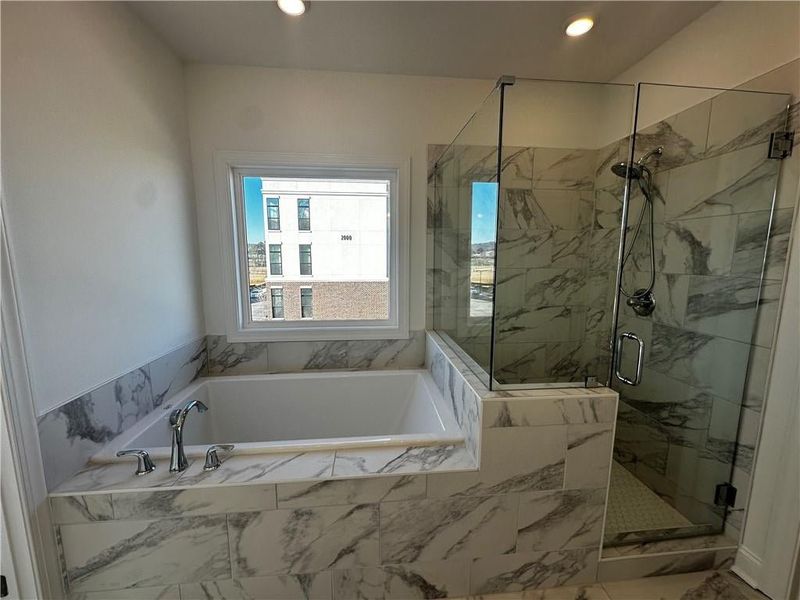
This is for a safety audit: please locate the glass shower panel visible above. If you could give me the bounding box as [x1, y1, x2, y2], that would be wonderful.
[492, 79, 634, 387]
[608, 83, 790, 544]
[431, 87, 502, 387]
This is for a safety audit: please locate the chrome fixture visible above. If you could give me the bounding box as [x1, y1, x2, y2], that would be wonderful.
[116, 449, 156, 476]
[203, 444, 234, 471]
[614, 331, 645, 386]
[169, 399, 208, 472]
[611, 146, 663, 317]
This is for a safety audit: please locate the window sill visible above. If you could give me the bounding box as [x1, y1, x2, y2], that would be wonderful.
[227, 323, 409, 343]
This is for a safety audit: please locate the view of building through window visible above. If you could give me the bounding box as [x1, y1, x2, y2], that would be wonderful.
[243, 176, 390, 322]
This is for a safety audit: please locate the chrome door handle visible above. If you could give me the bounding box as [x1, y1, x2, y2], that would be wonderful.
[615, 331, 644, 386]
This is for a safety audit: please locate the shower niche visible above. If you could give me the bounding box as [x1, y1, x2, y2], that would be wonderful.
[429, 77, 792, 545]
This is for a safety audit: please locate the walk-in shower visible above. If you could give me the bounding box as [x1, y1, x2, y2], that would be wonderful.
[429, 76, 793, 548]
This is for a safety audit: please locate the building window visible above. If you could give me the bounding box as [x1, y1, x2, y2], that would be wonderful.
[300, 288, 313, 319]
[299, 244, 312, 275]
[270, 288, 284, 319]
[297, 198, 311, 231]
[269, 244, 283, 275]
[266, 197, 280, 230]
[220, 152, 409, 341]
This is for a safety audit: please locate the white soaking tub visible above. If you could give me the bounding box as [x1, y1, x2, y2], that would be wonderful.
[92, 370, 463, 462]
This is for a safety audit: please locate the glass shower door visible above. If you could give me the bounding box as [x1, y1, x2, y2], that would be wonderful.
[608, 83, 791, 544]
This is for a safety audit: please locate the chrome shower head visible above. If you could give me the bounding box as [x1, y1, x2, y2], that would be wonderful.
[611, 162, 644, 179]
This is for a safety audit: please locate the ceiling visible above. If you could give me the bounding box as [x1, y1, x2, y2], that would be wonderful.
[129, 1, 716, 82]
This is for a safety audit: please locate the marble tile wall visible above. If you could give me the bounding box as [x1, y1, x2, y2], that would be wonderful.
[37, 339, 207, 490]
[428, 144, 607, 385]
[608, 91, 797, 540]
[51, 334, 619, 599]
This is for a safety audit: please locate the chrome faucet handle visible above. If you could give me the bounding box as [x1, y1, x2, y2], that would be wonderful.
[116, 449, 156, 476]
[203, 444, 234, 471]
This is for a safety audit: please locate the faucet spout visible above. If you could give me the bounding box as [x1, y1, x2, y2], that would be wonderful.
[169, 399, 208, 472]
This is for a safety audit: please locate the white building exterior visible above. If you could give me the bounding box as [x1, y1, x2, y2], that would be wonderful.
[261, 177, 389, 280]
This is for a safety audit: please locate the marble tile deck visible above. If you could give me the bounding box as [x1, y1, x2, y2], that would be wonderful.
[51, 444, 479, 496]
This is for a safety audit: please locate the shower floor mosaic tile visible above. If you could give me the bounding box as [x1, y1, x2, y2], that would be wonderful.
[605, 462, 691, 536]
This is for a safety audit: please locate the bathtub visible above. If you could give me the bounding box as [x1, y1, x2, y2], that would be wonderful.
[92, 370, 463, 462]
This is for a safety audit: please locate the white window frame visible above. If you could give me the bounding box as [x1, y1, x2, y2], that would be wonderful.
[214, 150, 410, 342]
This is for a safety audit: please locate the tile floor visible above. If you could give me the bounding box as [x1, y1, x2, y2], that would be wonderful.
[605, 462, 692, 536]
[459, 569, 768, 600]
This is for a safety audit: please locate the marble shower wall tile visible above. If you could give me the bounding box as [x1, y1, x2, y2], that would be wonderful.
[50, 495, 113, 525]
[38, 338, 205, 491]
[532, 148, 596, 191]
[331, 445, 474, 478]
[705, 89, 790, 155]
[69, 586, 180, 600]
[229, 505, 379, 577]
[61, 515, 231, 592]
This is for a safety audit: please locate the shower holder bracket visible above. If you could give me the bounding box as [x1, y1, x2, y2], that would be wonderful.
[768, 131, 794, 159]
[714, 482, 738, 508]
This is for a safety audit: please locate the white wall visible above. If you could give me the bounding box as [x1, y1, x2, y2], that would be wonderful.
[614, 2, 800, 89]
[186, 65, 635, 335]
[2, 2, 203, 415]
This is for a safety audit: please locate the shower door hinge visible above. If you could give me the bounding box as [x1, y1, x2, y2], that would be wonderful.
[584, 375, 599, 388]
[714, 482, 738, 508]
[496, 75, 516, 87]
[768, 131, 794, 159]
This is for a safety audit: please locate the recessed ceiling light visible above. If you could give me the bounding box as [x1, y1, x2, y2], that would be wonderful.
[565, 17, 594, 37]
[277, 0, 306, 16]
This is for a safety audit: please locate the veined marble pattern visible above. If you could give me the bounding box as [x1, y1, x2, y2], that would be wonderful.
[277, 475, 426, 508]
[426, 426, 565, 498]
[176, 451, 336, 486]
[206, 332, 426, 375]
[517, 489, 606, 552]
[62, 515, 230, 592]
[684, 276, 760, 343]
[229, 505, 380, 576]
[379, 495, 518, 563]
[469, 549, 599, 595]
[38, 339, 206, 491]
[564, 424, 614, 489]
[68, 585, 180, 600]
[111, 485, 277, 519]
[179, 574, 333, 600]
[532, 148, 596, 191]
[332, 445, 475, 478]
[332, 560, 469, 599]
[50, 494, 113, 525]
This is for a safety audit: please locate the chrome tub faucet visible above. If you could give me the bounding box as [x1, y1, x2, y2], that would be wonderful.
[169, 399, 208, 472]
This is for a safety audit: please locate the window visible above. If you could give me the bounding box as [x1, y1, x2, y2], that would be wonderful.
[299, 244, 312, 275]
[270, 288, 284, 319]
[300, 288, 313, 319]
[297, 198, 311, 230]
[266, 197, 280, 230]
[217, 151, 409, 341]
[269, 244, 283, 276]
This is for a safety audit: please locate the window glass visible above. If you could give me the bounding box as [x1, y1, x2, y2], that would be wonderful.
[266, 197, 280, 230]
[297, 198, 311, 231]
[299, 244, 312, 275]
[300, 288, 313, 318]
[269, 244, 283, 276]
[270, 288, 284, 319]
[240, 175, 390, 323]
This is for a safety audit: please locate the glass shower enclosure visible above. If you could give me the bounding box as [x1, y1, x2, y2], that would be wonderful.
[430, 77, 791, 544]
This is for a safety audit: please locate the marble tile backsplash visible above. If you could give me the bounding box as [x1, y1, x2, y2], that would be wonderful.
[37, 339, 206, 490]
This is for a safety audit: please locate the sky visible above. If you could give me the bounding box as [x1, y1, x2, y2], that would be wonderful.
[244, 176, 264, 244]
[471, 182, 498, 244]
